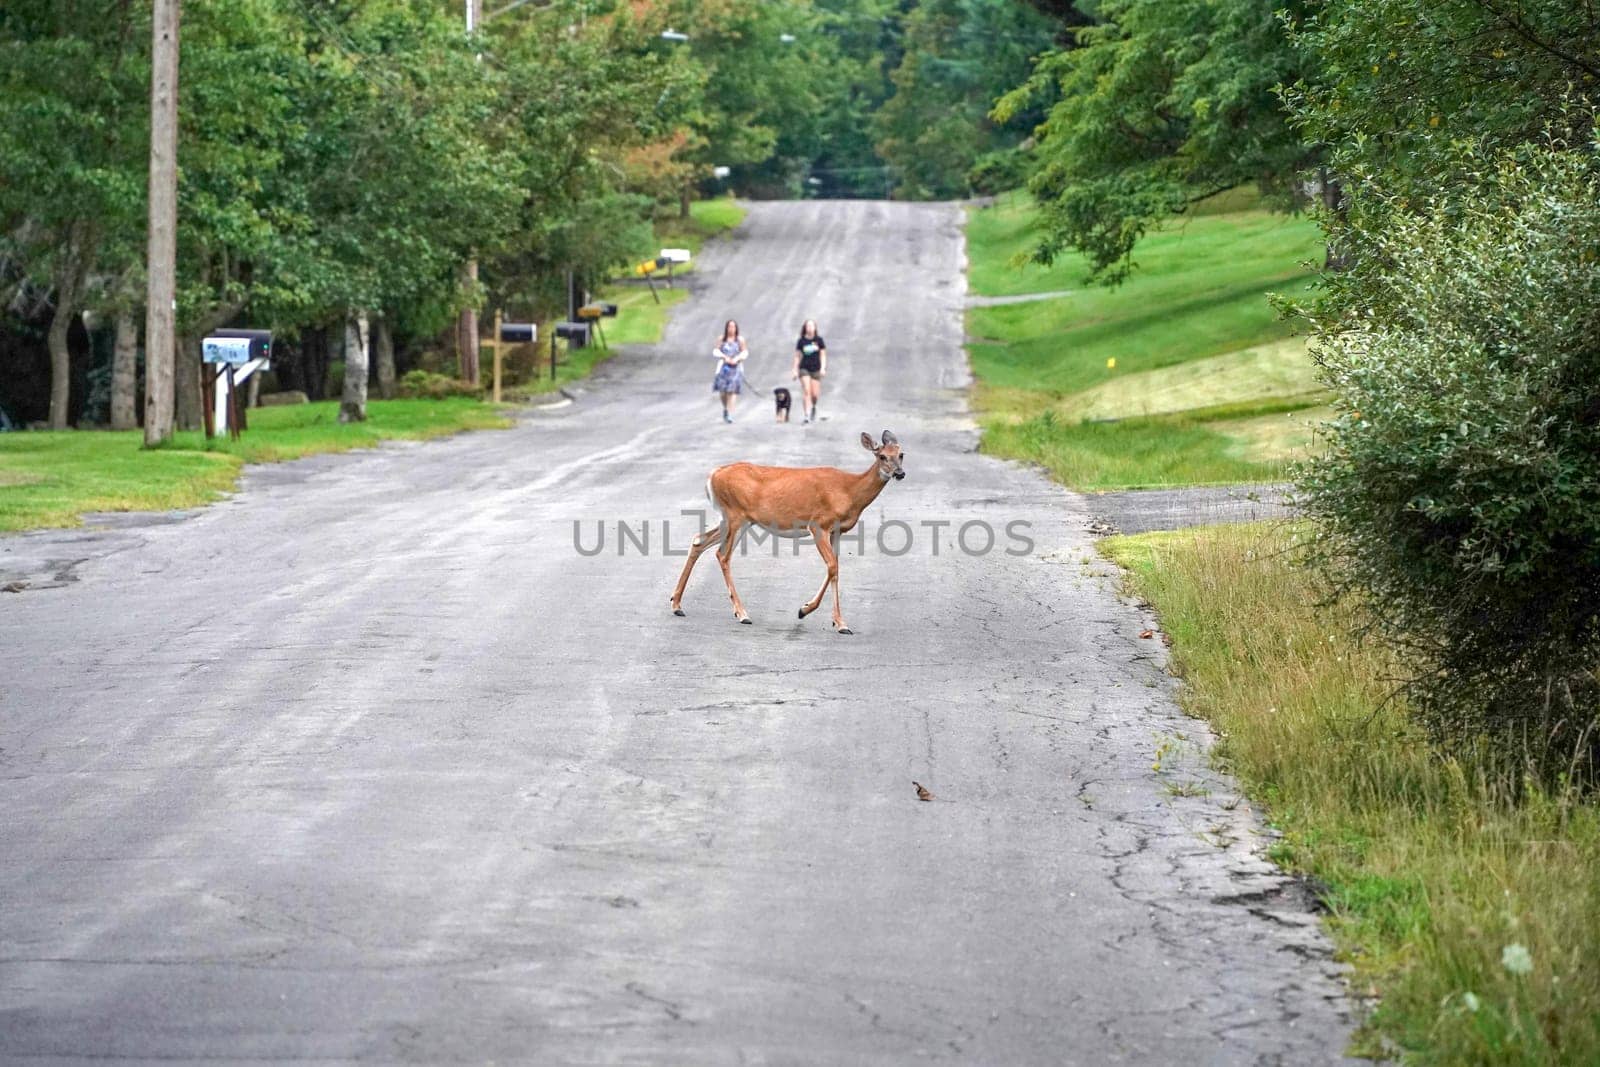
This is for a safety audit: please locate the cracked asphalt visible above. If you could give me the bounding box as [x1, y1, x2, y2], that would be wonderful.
[0, 201, 1352, 1063]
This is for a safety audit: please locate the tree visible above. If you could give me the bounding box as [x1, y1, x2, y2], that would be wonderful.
[0, 1, 148, 428]
[1296, 142, 1600, 775]
[998, 0, 1318, 282]
[1282, 0, 1598, 203]
[875, 0, 1059, 200]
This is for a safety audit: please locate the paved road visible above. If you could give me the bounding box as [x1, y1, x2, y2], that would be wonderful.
[0, 201, 1350, 1063]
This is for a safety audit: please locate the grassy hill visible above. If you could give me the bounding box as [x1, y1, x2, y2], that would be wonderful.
[966, 191, 1325, 489]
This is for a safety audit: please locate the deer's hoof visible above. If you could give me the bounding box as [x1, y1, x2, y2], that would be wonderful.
[797, 607, 807, 619]
[672, 608, 685, 617]
[836, 626, 854, 636]
[739, 617, 753, 625]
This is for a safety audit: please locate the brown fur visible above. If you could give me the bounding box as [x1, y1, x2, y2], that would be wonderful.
[669, 432, 905, 633]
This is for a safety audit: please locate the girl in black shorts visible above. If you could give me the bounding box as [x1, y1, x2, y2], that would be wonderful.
[790, 319, 827, 424]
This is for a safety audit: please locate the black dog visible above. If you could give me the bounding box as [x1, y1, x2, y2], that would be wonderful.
[773, 387, 792, 423]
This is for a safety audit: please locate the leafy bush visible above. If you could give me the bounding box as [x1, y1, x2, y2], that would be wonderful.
[967, 148, 1031, 196]
[1297, 143, 1600, 776]
[396, 369, 482, 400]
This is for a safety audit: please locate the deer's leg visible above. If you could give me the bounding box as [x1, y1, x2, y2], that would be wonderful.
[798, 524, 835, 621]
[825, 529, 851, 634]
[716, 519, 752, 624]
[669, 522, 723, 616]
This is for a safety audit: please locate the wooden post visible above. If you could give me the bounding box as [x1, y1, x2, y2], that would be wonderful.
[202, 363, 216, 439]
[550, 332, 557, 381]
[491, 308, 503, 403]
[142, 0, 180, 447]
[226, 366, 241, 440]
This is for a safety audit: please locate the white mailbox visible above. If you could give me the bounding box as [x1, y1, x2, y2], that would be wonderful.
[658, 248, 691, 265]
[202, 337, 253, 364]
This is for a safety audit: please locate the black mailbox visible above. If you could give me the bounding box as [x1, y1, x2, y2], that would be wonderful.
[499, 322, 536, 343]
[554, 321, 590, 348]
[203, 328, 272, 364]
[598, 302, 618, 317]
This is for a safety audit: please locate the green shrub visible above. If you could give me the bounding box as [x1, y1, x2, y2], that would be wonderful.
[396, 369, 482, 400]
[967, 148, 1031, 196]
[1296, 142, 1600, 776]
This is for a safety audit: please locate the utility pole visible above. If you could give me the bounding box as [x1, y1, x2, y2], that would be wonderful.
[143, 0, 180, 447]
[456, 0, 483, 386]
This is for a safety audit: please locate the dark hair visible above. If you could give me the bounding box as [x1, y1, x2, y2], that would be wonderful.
[798, 319, 819, 340]
[722, 319, 740, 341]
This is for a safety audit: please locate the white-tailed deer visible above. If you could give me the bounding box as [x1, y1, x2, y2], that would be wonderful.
[670, 431, 906, 634]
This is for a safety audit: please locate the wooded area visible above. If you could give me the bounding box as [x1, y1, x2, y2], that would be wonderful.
[0, 0, 1062, 431]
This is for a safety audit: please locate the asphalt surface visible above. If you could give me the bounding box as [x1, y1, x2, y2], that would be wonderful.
[1086, 484, 1295, 536]
[0, 201, 1351, 1064]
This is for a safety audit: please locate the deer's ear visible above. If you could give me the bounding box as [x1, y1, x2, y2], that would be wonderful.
[881, 430, 898, 445]
[860, 432, 878, 451]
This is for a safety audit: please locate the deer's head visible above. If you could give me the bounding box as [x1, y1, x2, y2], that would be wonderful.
[862, 430, 906, 482]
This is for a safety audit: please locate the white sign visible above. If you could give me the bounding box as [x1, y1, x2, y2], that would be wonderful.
[712, 166, 731, 179]
[202, 337, 253, 364]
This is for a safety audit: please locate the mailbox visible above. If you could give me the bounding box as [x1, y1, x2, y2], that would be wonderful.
[498, 322, 536, 343]
[658, 248, 691, 265]
[576, 303, 618, 321]
[554, 321, 590, 348]
[635, 259, 659, 276]
[202, 328, 272, 364]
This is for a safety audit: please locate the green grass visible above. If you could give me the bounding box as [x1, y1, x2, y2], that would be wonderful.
[603, 286, 690, 346]
[1103, 524, 1600, 1064]
[641, 196, 748, 279]
[984, 404, 1300, 490]
[1055, 337, 1321, 421]
[966, 190, 1320, 299]
[0, 398, 509, 532]
[964, 190, 1326, 488]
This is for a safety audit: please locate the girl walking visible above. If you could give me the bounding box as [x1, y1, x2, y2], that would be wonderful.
[711, 318, 748, 423]
[790, 319, 827, 423]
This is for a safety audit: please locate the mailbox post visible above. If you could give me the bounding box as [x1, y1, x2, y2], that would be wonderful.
[552, 321, 590, 381]
[658, 247, 691, 288]
[201, 329, 271, 440]
[576, 302, 617, 350]
[635, 257, 661, 303]
[486, 313, 535, 402]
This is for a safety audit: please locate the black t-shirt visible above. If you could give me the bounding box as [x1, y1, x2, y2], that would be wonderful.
[796, 334, 826, 371]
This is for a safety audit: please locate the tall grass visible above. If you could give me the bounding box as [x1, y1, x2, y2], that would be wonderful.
[1104, 524, 1600, 1063]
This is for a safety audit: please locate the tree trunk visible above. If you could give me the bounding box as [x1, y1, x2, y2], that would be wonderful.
[143, 0, 180, 446]
[340, 311, 370, 423]
[457, 261, 480, 385]
[175, 333, 202, 430]
[110, 311, 139, 430]
[46, 288, 78, 430]
[301, 326, 329, 400]
[1320, 168, 1353, 272]
[47, 224, 94, 429]
[374, 314, 396, 399]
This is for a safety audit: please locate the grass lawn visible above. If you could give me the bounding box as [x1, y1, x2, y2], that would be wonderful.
[641, 196, 748, 281]
[1103, 523, 1600, 1063]
[965, 191, 1326, 488]
[603, 286, 690, 347]
[0, 398, 509, 533]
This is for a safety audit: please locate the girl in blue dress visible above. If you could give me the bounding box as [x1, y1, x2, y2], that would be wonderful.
[711, 318, 748, 423]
